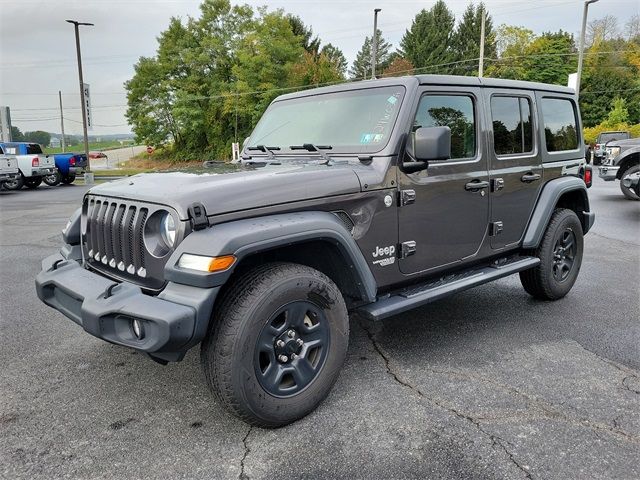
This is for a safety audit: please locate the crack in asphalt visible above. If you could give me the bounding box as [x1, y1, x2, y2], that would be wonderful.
[358, 319, 533, 479]
[574, 342, 640, 397]
[238, 425, 253, 480]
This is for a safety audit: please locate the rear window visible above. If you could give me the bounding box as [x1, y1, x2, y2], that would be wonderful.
[26, 144, 43, 154]
[542, 98, 579, 152]
[4, 146, 18, 155]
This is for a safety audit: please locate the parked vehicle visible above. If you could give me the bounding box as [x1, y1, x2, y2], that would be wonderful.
[0, 144, 20, 189]
[36, 75, 594, 427]
[43, 153, 88, 186]
[89, 151, 108, 159]
[593, 131, 630, 165]
[0, 142, 55, 190]
[622, 170, 640, 197]
[599, 137, 640, 200]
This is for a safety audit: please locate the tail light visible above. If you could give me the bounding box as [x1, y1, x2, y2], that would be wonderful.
[32, 157, 39, 167]
[584, 166, 592, 188]
[69, 156, 76, 166]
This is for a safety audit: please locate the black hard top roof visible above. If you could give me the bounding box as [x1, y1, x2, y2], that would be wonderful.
[276, 74, 575, 101]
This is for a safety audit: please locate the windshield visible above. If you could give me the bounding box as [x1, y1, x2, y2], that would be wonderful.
[247, 86, 405, 154]
[599, 132, 629, 143]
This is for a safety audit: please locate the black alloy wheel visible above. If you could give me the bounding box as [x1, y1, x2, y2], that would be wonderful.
[254, 301, 330, 397]
[552, 228, 576, 282]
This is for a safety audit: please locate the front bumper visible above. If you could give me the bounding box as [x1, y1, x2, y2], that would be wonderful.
[35, 252, 219, 362]
[598, 165, 619, 181]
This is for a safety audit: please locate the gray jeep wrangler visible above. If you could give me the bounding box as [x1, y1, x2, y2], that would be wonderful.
[36, 75, 594, 427]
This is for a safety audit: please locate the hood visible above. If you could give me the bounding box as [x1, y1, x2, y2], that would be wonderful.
[88, 162, 363, 219]
[607, 138, 640, 148]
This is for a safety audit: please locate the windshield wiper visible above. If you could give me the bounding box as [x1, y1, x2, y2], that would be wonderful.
[246, 145, 281, 160]
[289, 144, 333, 164]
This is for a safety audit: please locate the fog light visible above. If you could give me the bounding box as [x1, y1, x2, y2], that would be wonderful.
[131, 319, 145, 340]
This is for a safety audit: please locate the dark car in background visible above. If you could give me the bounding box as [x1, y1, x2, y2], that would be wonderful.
[593, 131, 630, 165]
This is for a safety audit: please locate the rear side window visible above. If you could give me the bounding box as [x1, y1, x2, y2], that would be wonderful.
[4, 146, 18, 155]
[542, 98, 579, 152]
[491, 96, 533, 155]
[414, 94, 476, 159]
[26, 144, 43, 154]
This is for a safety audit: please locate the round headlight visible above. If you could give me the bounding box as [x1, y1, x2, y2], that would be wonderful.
[161, 213, 176, 247]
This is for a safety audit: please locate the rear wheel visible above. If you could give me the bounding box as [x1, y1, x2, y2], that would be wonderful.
[520, 208, 584, 300]
[3, 174, 24, 190]
[43, 169, 62, 186]
[620, 164, 640, 201]
[61, 174, 76, 185]
[24, 177, 43, 189]
[201, 262, 349, 427]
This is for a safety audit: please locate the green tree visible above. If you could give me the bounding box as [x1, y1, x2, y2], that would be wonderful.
[486, 24, 535, 78]
[400, 1, 456, 73]
[287, 15, 320, 55]
[10, 126, 24, 142]
[321, 43, 348, 77]
[349, 29, 392, 79]
[606, 97, 629, 125]
[519, 31, 577, 85]
[451, 2, 496, 76]
[23, 130, 51, 147]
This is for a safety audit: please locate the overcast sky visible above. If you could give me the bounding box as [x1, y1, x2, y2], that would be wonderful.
[1, 0, 638, 137]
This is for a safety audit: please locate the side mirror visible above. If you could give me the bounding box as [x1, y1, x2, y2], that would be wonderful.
[414, 126, 451, 162]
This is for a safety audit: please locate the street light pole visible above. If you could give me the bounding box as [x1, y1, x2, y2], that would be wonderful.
[371, 8, 381, 79]
[66, 19, 94, 172]
[478, 7, 486, 77]
[576, 0, 599, 99]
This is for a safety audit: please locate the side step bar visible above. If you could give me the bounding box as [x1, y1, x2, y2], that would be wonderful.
[358, 256, 540, 321]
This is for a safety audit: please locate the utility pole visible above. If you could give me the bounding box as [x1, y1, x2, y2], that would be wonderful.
[371, 8, 381, 79]
[576, 0, 600, 99]
[58, 91, 66, 152]
[478, 8, 486, 77]
[66, 19, 94, 173]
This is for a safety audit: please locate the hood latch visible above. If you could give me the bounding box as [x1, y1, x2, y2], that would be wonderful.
[188, 202, 209, 231]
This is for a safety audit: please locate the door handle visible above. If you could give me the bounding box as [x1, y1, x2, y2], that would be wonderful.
[465, 180, 490, 191]
[521, 173, 541, 183]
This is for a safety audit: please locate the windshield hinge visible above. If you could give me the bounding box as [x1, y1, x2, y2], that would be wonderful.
[188, 203, 209, 231]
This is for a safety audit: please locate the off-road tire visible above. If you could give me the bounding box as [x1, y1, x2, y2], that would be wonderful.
[61, 174, 76, 185]
[201, 262, 349, 428]
[620, 164, 640, 201]
[43, 169, 61, 187]
[520, 208, 584, 300]
[3, 174, 24, 190]
[24, 176, 43, 189]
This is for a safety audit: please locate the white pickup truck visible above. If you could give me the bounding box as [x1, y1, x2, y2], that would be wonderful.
[0, 144, 20, 188]
[0, 142, 56, 190]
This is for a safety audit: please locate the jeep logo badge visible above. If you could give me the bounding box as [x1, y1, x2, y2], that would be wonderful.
[372, 245, 395, 258]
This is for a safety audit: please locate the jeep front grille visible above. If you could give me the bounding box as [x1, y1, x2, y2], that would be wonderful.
[82, 195, 168, 290]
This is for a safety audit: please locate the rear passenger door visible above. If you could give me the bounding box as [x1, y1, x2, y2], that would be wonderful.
[485, 89, 542, 250]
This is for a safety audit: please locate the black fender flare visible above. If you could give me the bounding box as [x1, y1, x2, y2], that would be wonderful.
[522, 176, 593, 249]
[615, 148, 640, 179]
[164, 211, 377, 302]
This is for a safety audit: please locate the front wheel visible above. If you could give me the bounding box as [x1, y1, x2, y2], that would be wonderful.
[520, 208, 584, 300]
[620, 164, 640, 201]
[43, 169, 61, 186]
[201, 262, 349, 427]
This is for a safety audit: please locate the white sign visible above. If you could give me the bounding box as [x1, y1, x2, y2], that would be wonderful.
[83, 83, 93, 131]
[232, 142, 240, 162]
[567, 73, 578, 92]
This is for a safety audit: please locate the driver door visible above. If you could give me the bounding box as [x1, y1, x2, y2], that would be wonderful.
[398, 87, 490, 275]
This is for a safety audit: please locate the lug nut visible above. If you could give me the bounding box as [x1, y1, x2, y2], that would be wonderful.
[290, 353, 298, 360]
[278, 354, 289, 363]
[276, 340, 285, 348]
[287, 330, 295, 338]
[296, 339, 304, 347]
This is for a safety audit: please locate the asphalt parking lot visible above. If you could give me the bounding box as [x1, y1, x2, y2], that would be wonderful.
[1, 177, 638, 479]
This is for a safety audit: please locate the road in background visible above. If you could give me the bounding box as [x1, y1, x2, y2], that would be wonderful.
[0, 177, 638, 479]
[89, 145, 147, 169]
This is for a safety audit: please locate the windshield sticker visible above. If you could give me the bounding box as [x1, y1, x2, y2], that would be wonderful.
[387, 96, 398, 105]
[360, 133, 385, 144]
[372, 91, 403, 137]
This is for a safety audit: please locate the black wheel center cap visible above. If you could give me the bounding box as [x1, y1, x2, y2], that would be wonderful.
[275, 330, 303, 357]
